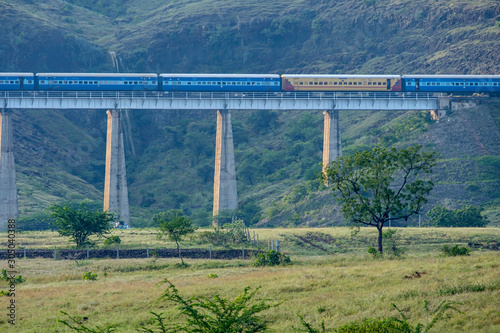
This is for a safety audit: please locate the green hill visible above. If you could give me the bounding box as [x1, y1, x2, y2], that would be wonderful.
[1, 0, 499, 227]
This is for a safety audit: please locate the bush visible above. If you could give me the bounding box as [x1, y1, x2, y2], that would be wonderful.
[441, 245, 470, 257]
[427, 205, 488, 227]
[0, 269, 25, 283]
[254, 250, 291, 267]
[103, 235, 121, 246]
[82, 272, 97, 281]
[198, 221, 248, 245]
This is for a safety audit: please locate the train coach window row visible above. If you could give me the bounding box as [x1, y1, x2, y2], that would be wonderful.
[163, 81, 279, 86]
[299, 82, 384, 86]
[423, 82, 498, 86]
[39, 80, 155, 85]
[0, 80, 20, 84]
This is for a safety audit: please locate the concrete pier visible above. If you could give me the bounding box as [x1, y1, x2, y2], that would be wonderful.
[213, 109, 238, 225]
[0, 110, 18, 230]
[322, 109, 342, 181]
[103, 110, 130, 225]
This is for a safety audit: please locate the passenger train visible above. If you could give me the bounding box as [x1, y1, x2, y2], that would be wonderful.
[1, 72, 499, 95]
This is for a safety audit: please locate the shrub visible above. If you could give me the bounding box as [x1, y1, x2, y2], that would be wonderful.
[82, 272, 97, 281]
[427, 205, 488, 227]
[198, 220, 248, 245]
[441, 244, 470, 257]
[368, 246, 382, 258]
[254, 250, 291, 267]
[0, 269, 25, 283]
[103, 235, 121, 246]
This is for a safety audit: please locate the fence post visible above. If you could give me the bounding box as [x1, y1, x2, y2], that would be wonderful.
[87, 245, 89, 260]
[147, 245, 149, 258]
[257, 234, 259, 246]
[277, 240, 280, 253]
[116, 244, 119, 259]
[253, 231, 256, 245]
[209, 245, 212, 259]
[268, 239, 270, 250]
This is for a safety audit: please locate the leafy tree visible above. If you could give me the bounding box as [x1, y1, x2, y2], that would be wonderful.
[49, 203, 114, 247]
[323, 145, 437, 254]
[427, 204, 488, 227]
[156, 210, 196, 265]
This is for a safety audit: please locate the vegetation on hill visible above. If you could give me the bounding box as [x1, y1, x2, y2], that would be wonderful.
[0, 0, 498, 227]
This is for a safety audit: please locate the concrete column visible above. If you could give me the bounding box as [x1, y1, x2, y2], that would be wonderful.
[104, 110, 130, 225]
[213, 109, 238, 225]
[322, 109, 342, 182]
[0, 110, 18, 230]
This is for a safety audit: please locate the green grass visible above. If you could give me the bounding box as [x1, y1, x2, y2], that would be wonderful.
[1, 243, 498, 332]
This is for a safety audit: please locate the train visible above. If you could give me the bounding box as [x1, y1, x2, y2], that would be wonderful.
[1, 72, 499, 95]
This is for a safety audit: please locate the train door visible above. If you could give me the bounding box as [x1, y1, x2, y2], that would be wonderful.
[415, 79, 420, 91]
[387, 79, 391, 91]
[172, 80, 179, 91]
[19, 77, 24, 90]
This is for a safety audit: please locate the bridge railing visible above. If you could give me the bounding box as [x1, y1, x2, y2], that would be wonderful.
[2, 91, 440, 100]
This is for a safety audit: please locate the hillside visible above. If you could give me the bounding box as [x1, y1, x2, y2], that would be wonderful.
[0, 0, 499, 227]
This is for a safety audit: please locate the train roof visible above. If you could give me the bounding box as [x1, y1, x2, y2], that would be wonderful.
[36, 73, 158, 78]
[282, 74, 401, 79]
[0, 72, 35, 76]
[159, 74, 280, 78]
[403, 75, 500, 79]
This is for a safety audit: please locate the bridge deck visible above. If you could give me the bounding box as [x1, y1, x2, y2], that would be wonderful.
[2, 91, 440, 110]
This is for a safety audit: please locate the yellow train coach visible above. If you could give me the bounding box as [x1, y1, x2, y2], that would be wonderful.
[282, 75, 402, 92]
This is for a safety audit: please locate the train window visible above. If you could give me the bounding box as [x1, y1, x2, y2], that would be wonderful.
[314, 82, 318, 85]
[274, 82, 278, 85]
[495, 83, 498, 86]
[349, 82, 352, 85]
[319, 82, 323, 85]
[353, 82, 357, 85]
[299, 82, 303, 85]
[187, 82, 191, 85]
[436, 83, 440, 85]
[0, 81, 3, 84]
[377, 82, 381, 85]
[368, 82, 371, 85]
[232, 82, 236, 85]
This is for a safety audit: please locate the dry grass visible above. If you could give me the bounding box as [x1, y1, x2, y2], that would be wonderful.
[2, 228, 499, 332]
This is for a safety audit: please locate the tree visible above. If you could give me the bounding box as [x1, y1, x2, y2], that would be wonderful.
[323, 145, 437, 254]
[427, 204, 488, 227]
[156, 210, 195, 265]
[49, 202, 114, 247]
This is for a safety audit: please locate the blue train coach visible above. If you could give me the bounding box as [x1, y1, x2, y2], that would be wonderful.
[36, 73, 159, 91]
[403, 75, 500, 95]
[159, 74, 281, 92]
[0, 73, 35, 90]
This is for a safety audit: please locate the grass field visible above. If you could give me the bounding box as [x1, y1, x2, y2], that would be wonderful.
[1, 227, 499, 332]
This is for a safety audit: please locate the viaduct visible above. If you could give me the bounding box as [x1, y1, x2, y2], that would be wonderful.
[0, 91, 452, 229]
